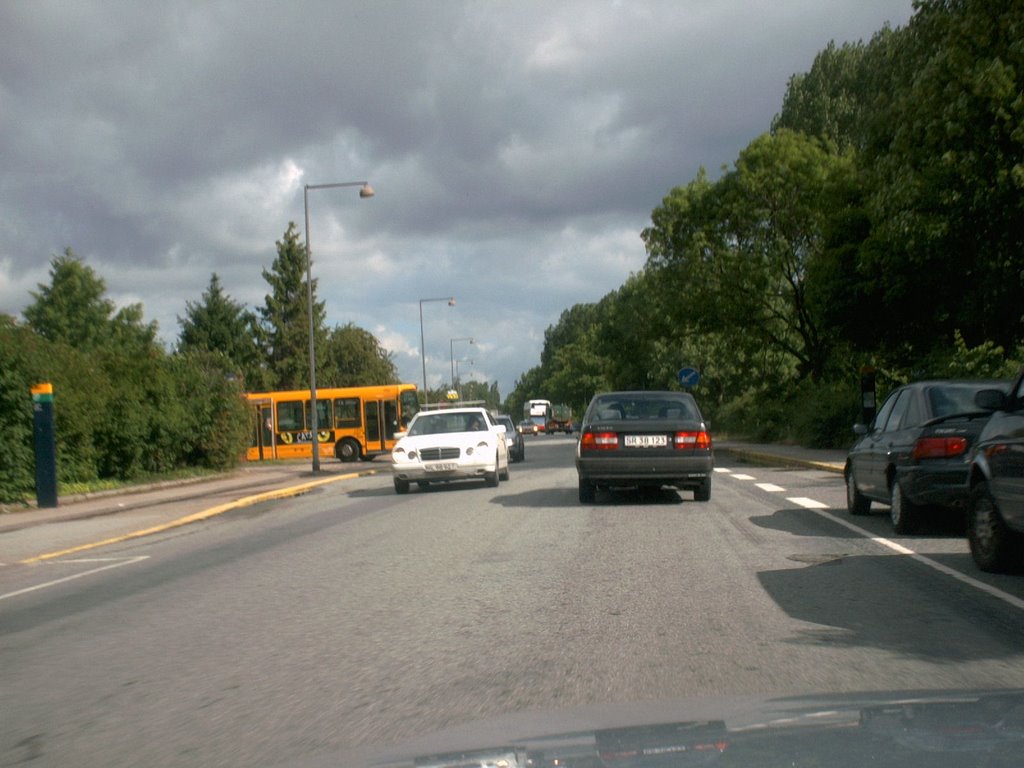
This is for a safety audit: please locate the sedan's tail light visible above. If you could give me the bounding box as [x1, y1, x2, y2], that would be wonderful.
[674, 430, 712, 450]
[912, 436, 968, 460]
[580, 431, 619, 451]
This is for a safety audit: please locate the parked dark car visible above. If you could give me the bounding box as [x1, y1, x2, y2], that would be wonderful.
[966, 370, 1024, 572]
[575, 390, 713, 503]
[496, 414, 525, 463]
[845, 380, 1007, 533]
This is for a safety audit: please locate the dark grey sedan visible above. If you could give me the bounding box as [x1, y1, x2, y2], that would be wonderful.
[575, 391, 713, 503]
[966, 370, 1024, 572]
[844, 379, 1006, 533]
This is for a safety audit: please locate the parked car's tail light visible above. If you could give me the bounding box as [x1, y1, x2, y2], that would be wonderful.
[674, 430, 712, 450]
[912, 436, 968, 460]
[580, 431, 619, 451]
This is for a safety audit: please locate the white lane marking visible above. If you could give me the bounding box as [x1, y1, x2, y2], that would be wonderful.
[723, 461, 1024, 615]
[788, 497, 828, 509]
[0, 556, 150, 602]
[757, 483, 786, 493]
[714, 467, 732, 473]
[811, 508, 1024, 613]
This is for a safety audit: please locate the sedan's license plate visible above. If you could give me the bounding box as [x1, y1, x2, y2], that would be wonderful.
[425, 462, 457, 472]
[624, 434, 667, 448]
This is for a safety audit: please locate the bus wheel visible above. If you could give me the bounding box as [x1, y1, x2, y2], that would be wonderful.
[336, 438, 361, 462]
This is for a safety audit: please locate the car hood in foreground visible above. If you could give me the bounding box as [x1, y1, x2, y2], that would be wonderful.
[302, 688, 1024, 767]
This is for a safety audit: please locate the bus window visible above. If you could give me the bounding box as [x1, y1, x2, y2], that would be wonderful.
[277, 401, 304, 431]
[399, 389, 419, 429]
[384, 399, 399, 439]
[334, 397, 361, 428]
[304, 398, 332, 431]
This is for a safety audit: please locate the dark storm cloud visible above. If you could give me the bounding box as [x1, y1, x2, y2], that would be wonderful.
[0, 0, 915, 396]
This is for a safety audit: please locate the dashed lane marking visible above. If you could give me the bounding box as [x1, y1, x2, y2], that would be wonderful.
[787, 497, 829, 509]
[721, 466, 1024, 614]
[0, 556, 150, 602]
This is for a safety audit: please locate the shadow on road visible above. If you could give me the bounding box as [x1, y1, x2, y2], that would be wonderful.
[757, 553, 1024, 663]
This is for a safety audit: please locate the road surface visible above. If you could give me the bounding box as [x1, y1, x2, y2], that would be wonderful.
[3, 437, 1024, 766]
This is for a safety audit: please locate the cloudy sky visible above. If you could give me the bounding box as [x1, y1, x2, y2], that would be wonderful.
[1, 0, 914, 398]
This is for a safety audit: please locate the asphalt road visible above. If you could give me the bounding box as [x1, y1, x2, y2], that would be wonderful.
[3, 437, 1024, 767]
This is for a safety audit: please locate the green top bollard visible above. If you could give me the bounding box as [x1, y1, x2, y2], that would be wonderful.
[31, 383, 58, 508]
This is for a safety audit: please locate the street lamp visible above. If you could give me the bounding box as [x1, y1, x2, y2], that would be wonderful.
[304, 180, 374, 473]
[419, 296, 456, 406]
[449, 336, 475, 388]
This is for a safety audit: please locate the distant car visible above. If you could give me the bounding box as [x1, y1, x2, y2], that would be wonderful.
[966, 371, 1024, 572]
[575, 390, 713, 503]
[844, 379, 1007, 533]
[519, 419, 539, 436]
[391, 407, 509, 493]
[496, 414, 525, 462]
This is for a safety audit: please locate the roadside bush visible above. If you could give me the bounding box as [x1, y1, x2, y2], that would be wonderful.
[1, 321, 252, 504]
[171, 350, 251, 470]
[0, 320, 36, 503]
[714, 380, 794, 442]
[788, 378, 861, 449]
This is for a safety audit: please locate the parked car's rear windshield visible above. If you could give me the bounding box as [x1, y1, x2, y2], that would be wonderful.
[927, 384, 1002, 418]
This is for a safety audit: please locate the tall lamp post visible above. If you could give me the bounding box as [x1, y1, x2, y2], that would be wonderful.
[419, 297, 455, 406]
[449, 336, 475, 390]
[304, 180, 374, 473]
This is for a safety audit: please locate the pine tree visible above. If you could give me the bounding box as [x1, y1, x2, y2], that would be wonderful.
[258, 223, 327, 390]
[178, 273, 265, 389]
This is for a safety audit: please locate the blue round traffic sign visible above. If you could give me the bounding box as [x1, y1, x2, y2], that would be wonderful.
[677, 367, 700, 388]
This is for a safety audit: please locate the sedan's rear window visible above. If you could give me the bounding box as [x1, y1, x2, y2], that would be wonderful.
[591, 397, 698, 421]
[928, 385, 995, 418]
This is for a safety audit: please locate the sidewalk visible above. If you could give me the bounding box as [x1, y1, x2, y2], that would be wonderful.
[0, 460, 385, 535]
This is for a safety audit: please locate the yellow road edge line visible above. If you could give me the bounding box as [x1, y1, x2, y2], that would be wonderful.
[19, 469, 380, 564]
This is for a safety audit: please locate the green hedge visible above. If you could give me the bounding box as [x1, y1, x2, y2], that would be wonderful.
[0, 322, 251, 505]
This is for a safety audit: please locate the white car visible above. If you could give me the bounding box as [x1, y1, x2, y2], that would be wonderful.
[391, 407, 510, 493]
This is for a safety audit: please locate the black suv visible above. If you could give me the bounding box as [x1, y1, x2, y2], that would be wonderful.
[967, 370, 1024, 572]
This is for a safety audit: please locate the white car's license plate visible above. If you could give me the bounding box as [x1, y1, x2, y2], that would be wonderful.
[624, 434, 667, 447]
[425, 462, 457, 472]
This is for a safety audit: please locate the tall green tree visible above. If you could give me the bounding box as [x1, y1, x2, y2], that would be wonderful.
[771, 25, 906, 154]
[23, 249, 113, 347]
[858, 0, 1024, 354]
[644, 130, 852, 383]
[24, 249, 156, 352]
[178, 273, 266, 389]
[259, 222, 327, 390]
[320, 323, 399, 386]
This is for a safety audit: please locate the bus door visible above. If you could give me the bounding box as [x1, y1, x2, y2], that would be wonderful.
[383, 398, 399, 444]
[251, 400, 276, 460]
[364, 400, 384, 456]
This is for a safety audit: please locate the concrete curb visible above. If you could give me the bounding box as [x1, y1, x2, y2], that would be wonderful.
[19, 468, 383, 563]
[717, 446, 845, 475]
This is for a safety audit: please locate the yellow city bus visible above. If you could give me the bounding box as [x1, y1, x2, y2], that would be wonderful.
[246, 383, 419, 463]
